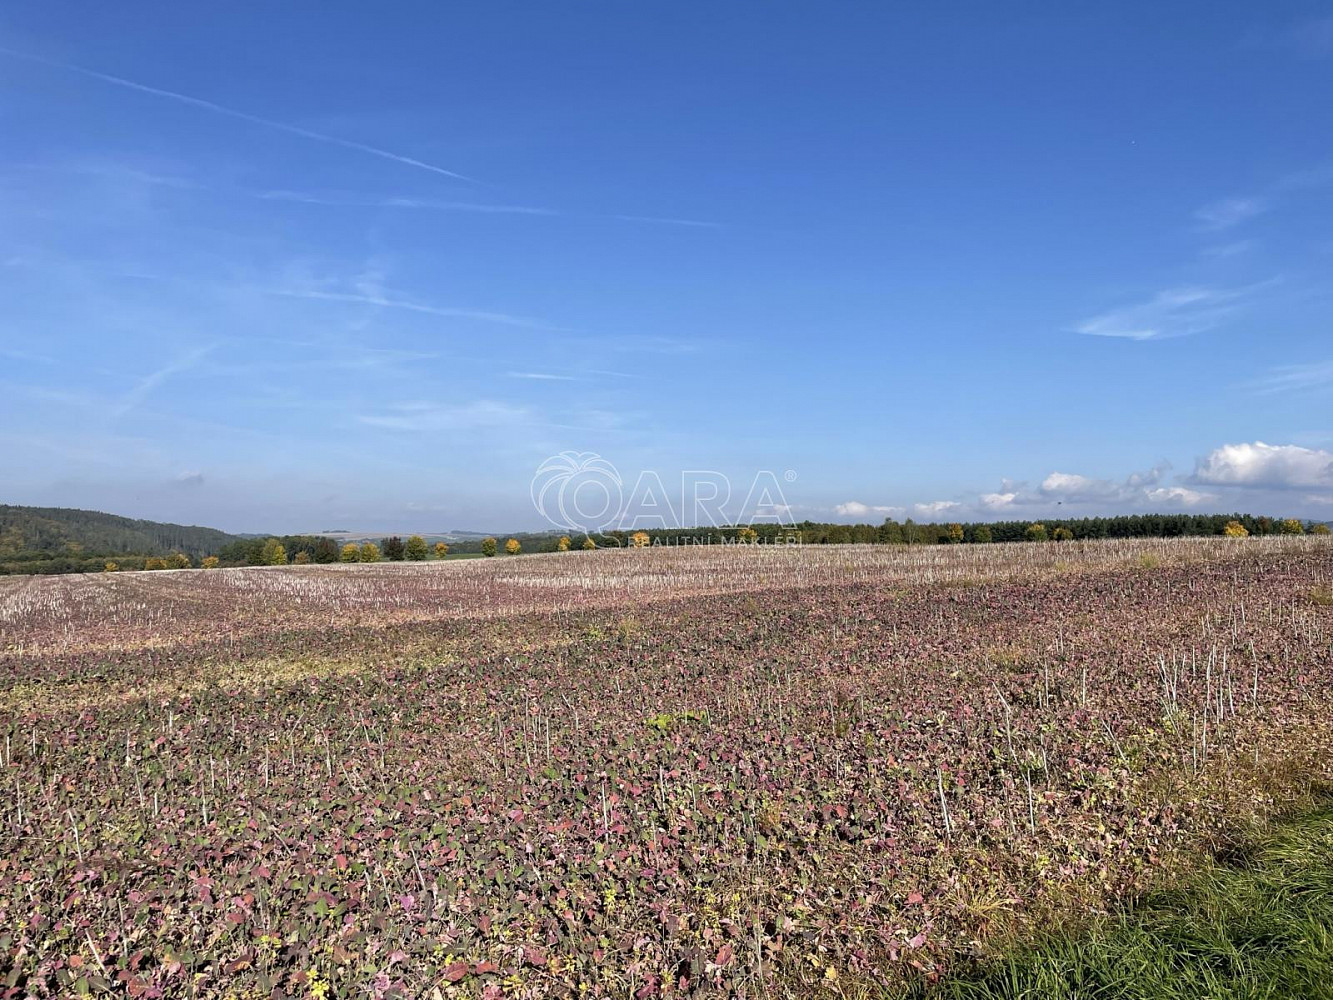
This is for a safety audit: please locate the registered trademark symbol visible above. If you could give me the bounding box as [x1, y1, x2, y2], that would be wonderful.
[784, 470, 797, 482]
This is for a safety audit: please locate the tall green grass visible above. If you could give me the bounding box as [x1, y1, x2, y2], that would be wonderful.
[915, 807, 1333, 1000]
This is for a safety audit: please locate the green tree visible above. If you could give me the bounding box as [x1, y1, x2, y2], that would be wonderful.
[505, 538, 521, 555]
[1311, 523, 1331, 536]
[434, 541, 449, 558]
[878, 519, 905, 544]
[481, 537, 497, 557]
[359, 542, 382, 562]
[582, 536, 596, 550]
[259, 538, 287, 566]
[972, 525, 992, 544]
[313, 537, 340, 563]
[1279, 518, 1304, 535]
[1025, 523, 1049, 543]
[293, 550, 311, 564]
[405, 535, 428, 561]
[165, 552, 191, 569]
[382, 536, 406, 561]
[340, 543, 360, 562]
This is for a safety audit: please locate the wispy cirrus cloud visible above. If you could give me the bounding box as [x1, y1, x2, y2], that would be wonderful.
[265, 287, 553, 330]
[257, 191, 555, 215]
[259, 191, 721, 229]
[1200, 239, 1255, 258]
[575, 334, 702, 355]
[1194, 196, 1268, 231]
[1192, 161, 1333, 235]
[0, 46, 475, 182]
[1073, 285, 1256, 340]
[613, 214, 723, 229]
[0, 347, 57, 364]
[358, 400, 530, 432]
[1249, 360, 1333, 394]
[1278, 14, 1333, 57]
[114, 345, 216, 417]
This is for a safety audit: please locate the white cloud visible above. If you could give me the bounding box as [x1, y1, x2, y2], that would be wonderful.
[1192, 441, 1333, 489]
[979, 491, 1017, 509]
[1040, 471, 1121, 500]
[913, 500, 961, 517]
[1073, 286, 1250, 341]
[964, 462, 1208, 516]
[833, 500, 903, 518]
[1144, 486, 1213, 505]
[888, 446, 1331, 522]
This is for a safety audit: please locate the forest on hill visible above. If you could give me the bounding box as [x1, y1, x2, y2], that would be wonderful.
[0, 505, 242, 574]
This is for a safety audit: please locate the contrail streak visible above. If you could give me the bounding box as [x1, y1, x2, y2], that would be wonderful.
[0, 46, 475, 182]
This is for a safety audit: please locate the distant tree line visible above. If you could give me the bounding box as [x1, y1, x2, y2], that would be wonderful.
[216, 535, 343, 566]
[218, 533, 443, 567]
[1, 511, 1328, 575]
[415, 514, 1332, 557]
[613, 513, 1327, 546]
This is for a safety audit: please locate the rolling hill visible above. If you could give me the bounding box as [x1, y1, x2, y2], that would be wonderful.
[0, 504, 242, 560]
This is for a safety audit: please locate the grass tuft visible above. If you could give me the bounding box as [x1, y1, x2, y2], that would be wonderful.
[905, 806, 1333, 1000]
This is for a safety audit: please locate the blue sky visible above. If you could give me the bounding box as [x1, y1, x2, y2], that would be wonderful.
[2, 3, 1331, 533]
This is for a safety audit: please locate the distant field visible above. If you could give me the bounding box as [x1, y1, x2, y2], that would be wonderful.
[0, 538, 1330, 997]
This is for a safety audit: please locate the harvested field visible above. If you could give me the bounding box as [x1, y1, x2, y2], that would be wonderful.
[1, 537, 1331, 998]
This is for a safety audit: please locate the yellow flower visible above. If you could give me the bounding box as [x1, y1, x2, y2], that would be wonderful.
[308, 970, 331, 1000]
